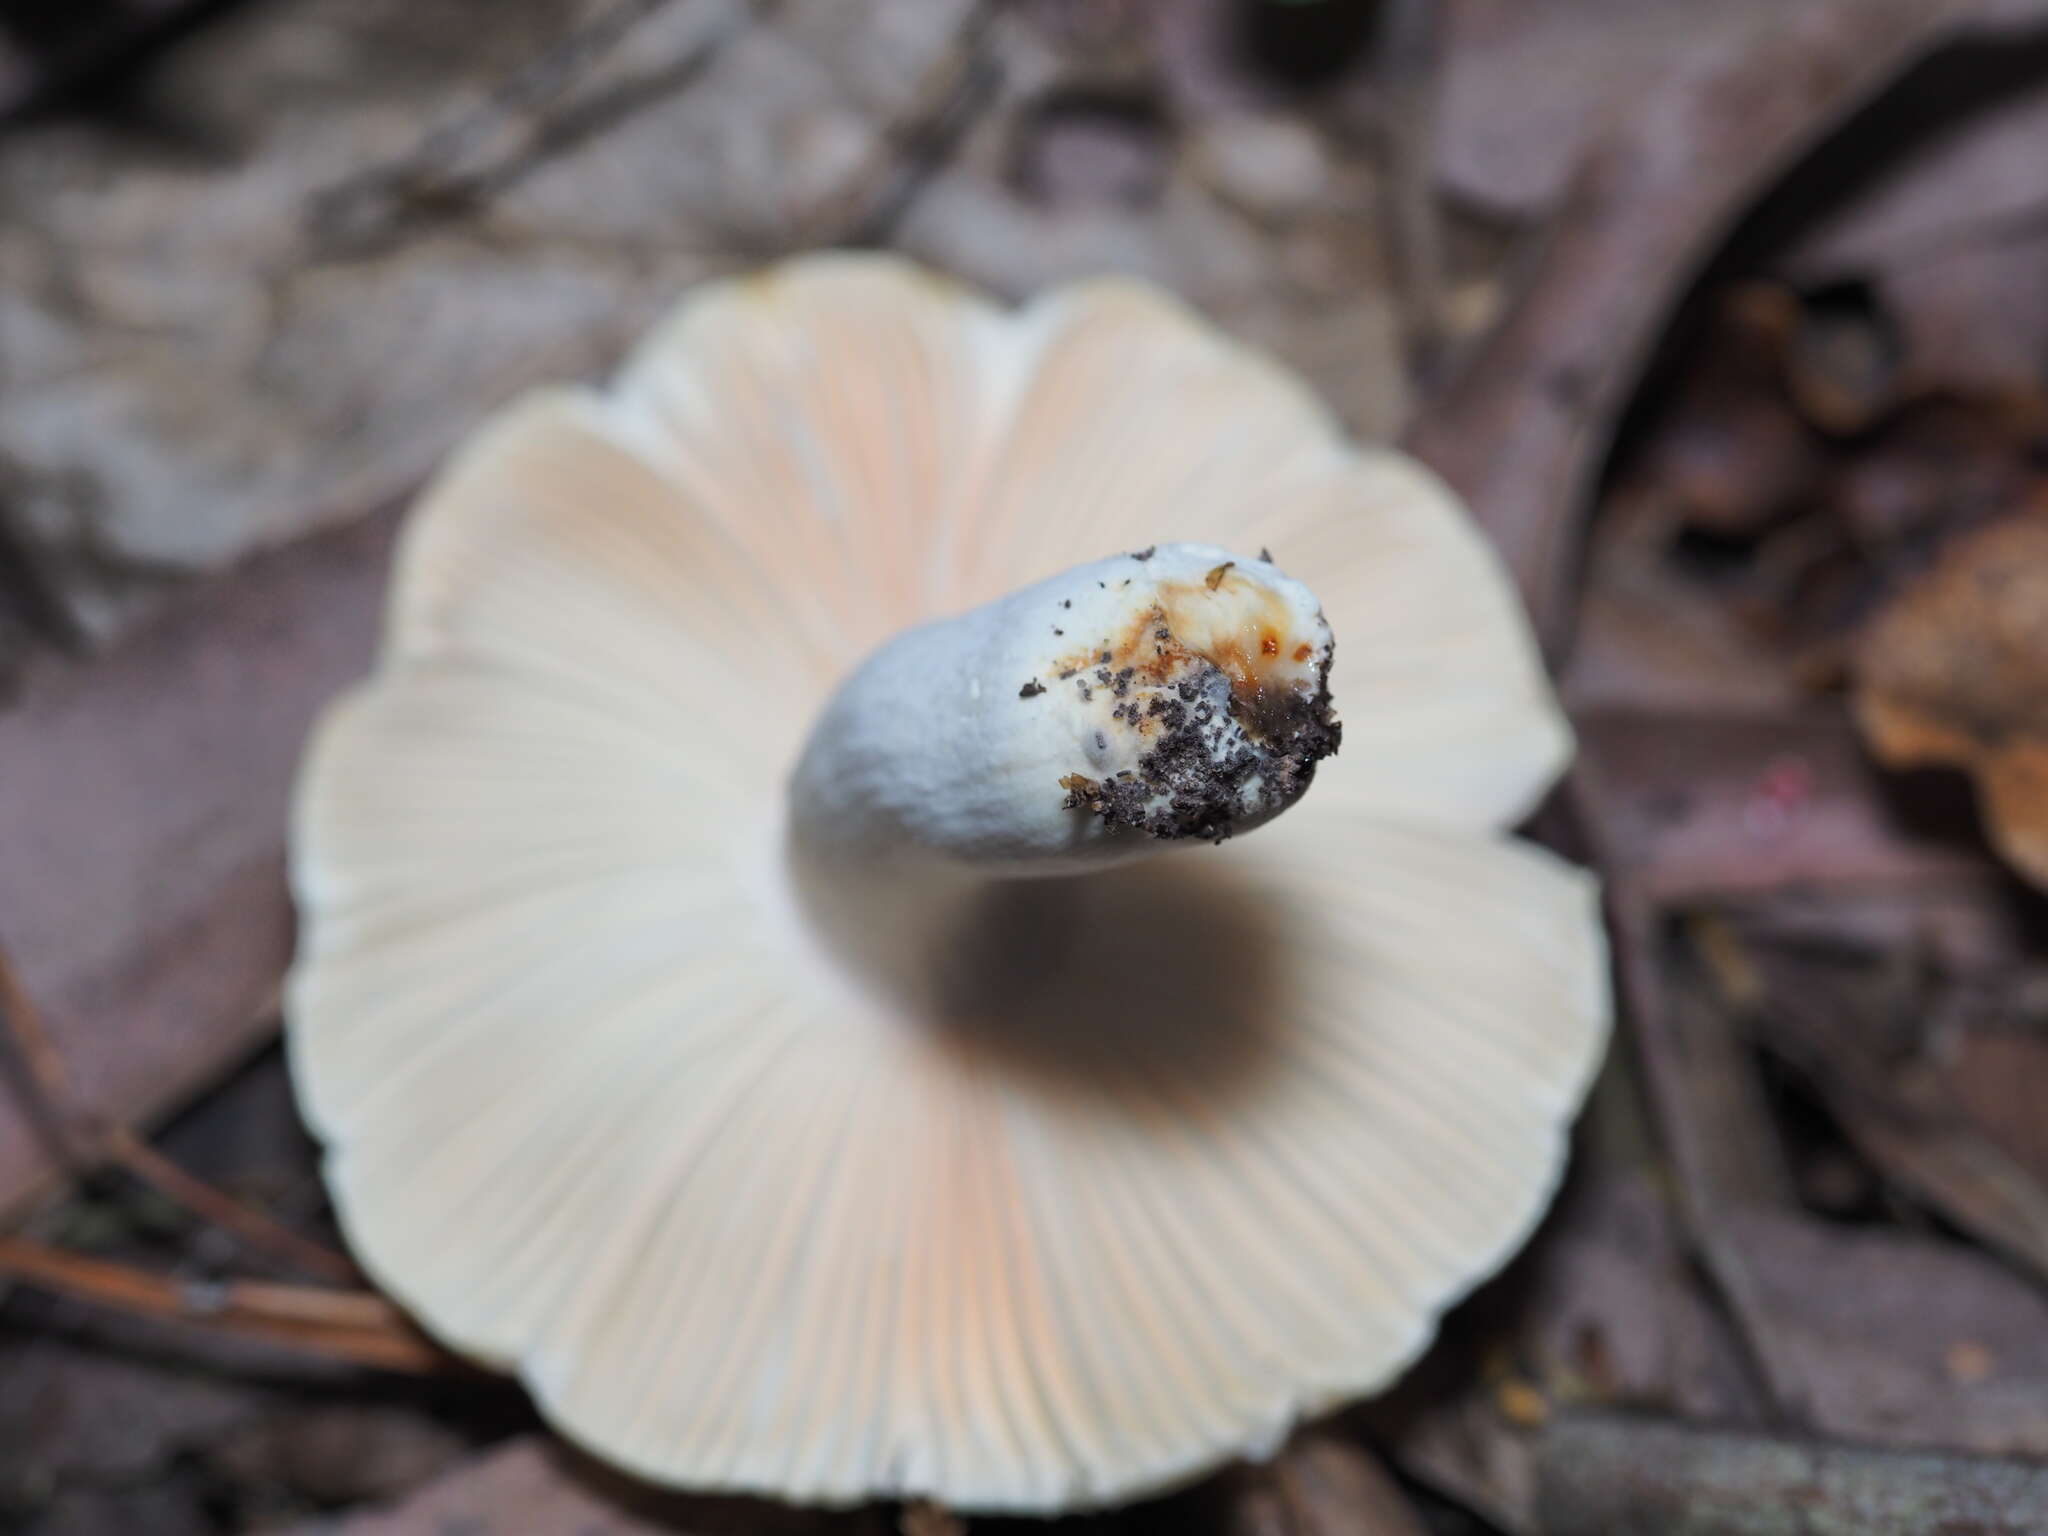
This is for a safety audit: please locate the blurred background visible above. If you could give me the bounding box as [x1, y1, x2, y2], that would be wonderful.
[6, 0, 2048, 1531]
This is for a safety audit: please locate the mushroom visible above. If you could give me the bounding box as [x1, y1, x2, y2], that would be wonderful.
[287, 254, 1609, 1512]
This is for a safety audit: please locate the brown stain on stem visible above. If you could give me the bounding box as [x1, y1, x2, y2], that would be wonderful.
[1048, 571, 1315, 746]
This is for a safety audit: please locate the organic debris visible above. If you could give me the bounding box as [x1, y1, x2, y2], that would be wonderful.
[11, 0, 2048, 1531]
[1856, 509, 2048, 888]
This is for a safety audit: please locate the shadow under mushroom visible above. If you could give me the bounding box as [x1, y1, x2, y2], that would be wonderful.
[920, 849, 1298, 1110]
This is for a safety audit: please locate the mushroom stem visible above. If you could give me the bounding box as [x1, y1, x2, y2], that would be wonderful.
[788, 544, 1339, 878]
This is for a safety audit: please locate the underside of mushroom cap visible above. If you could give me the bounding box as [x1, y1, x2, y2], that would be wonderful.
[287, 253, 1607, 1511]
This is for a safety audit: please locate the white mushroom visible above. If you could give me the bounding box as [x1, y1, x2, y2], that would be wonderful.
[287, 254, 1609, 1513]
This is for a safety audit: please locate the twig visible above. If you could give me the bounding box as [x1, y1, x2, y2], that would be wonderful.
[1750, 973, 2048, 1291]
[305, 0, 742, 257]
[834, 0, 1002, 250]
[1563, 777, 1810, 1425]
[1402, 0, 2013, 652]
[1372, 0, 1450, 363]
[0, 1236, 448, 1375]
[102, 1127, 361, 1285]
[0, 942, 91, 1164]
[1536, 1414, 2048, 1535]
[0, 942, 358, 1283]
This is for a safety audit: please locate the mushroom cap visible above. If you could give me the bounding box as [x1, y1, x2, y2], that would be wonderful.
[287, 254, 1608, 1511]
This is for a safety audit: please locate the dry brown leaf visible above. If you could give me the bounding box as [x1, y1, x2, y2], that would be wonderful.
[280, 1437, 887, 1536]
[1828, 393, 2044, 550]
[1738, 938, 2048, 1293]
[1729, 1207, 2048, 1456]
[0, 1333, 263, 1491]
[1620, 285, 1821, 537]
[1574, 710, 1992, 904]
[1981, 741, 2048, 881]
[1368, 1172, 1765, 1536]
[204, 1402, 476, 1509]
[1267, 1433, 1430, 1536]
[1406, 0, 2018, 644]
[1784, 69, 2048, 282]
[0, 510, 396, 1225]
[1434, 0, 1805, 218]
[1565, 494, 1810, 715]
[1881, 234, 2048, 402]
[1856, 510, 2048, 887]
[0, 0, 980, 642]
[1946, 1030, 2048, 1190]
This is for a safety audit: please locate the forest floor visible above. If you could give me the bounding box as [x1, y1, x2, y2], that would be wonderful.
[7, 2, 2048, 1531]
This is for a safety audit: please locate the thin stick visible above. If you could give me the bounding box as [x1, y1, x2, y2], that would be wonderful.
[1374, 0, 1450, 361]
[0, 1235, 447, 1375]
[104, 1128, 361, 1285]
[0, 943, 357, 1282]
[0, 945, 92, 1164]
[1538, 1414, 2048, 1536]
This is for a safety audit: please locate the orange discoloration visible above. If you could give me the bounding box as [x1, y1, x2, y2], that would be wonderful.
[1049, 562, 1338, 840]
[1048, 606, 1180, 702]
[1047, 571, 1323, 745]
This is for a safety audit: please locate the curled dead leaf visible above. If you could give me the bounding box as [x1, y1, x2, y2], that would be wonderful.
[1856, 510, 2048, 888]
